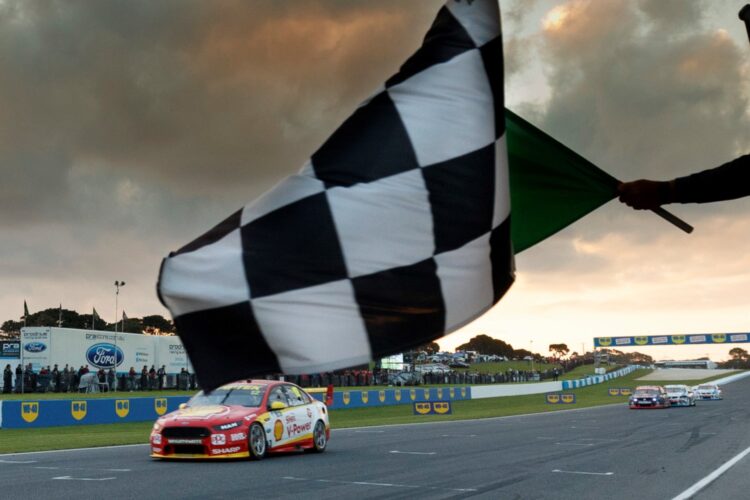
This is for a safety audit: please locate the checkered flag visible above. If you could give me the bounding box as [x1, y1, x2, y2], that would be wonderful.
[158, 0, 513, 391]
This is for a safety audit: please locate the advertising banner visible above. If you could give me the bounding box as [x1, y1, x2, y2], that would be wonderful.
[593, 333, 750, 347]
[0, 340, 20, 358]
[20, 327, 193, 375]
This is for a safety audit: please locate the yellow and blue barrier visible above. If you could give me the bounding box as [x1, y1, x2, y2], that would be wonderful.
[309, 386, 471, 409]
[561, 366, 638, 389]
[1, 396, 190, 428]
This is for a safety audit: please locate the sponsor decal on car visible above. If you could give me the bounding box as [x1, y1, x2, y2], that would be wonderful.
[274, 420, 284, 441]
[211, 446, 241, 455]
[211, 434, 227, 445]
[230, 432, 247, 442]
[152, 434, 162, 444]
[168, 438, 203, 445]
[306, 408, 312, 419]
[287, 421, 312, 436]
[152, 447, 162, 453]
[215, 421, 240, 431]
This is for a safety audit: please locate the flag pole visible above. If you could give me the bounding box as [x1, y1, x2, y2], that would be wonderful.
[651, 207, 693, 234]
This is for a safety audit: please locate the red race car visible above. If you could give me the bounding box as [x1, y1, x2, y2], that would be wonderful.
[150, 380, 331, 460]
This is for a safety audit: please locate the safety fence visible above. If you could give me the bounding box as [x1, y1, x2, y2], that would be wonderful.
[0, 368, 640, 428]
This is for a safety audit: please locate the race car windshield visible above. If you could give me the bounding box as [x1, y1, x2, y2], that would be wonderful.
[188, 386, 267, 408]
[665, 386, 685, 394]
[634, 389, 659, 396]
[698, 385, 715, 390]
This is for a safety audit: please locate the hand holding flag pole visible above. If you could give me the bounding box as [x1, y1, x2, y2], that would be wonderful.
[739, 4, 750, 44]
[651, 207, 693, 234]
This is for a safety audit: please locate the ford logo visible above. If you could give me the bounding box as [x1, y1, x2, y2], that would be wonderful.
[85, 343, 124, 368]
[24, 342, 47, 353]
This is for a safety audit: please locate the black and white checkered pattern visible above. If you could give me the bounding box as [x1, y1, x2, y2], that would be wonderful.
[158, 0, 514, 391]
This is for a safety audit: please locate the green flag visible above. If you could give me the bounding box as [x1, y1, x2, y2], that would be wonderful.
[23, 300, 29, 318]
[506, 109, 619, 254]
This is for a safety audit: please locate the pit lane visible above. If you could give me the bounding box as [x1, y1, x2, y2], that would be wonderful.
[2, 377, 750, 500]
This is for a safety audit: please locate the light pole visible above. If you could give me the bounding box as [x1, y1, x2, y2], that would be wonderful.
[114, 281, 125, 389]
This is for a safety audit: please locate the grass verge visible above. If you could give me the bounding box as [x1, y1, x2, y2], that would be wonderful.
[0, 369, 740, 454]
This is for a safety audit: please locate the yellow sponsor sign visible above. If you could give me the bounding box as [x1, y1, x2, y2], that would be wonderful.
[21, 402, 39, 423]
[379, 390, 386, 403]
[394, 390, 401, 402]
[433, 402, 451, 414]
[71, 401, 87, 421]
[546, 394, 560, 404]
[620, 388, 632, 396]
[423, 389, 430, 400]
[561, 394, 575, 404]
[608, 388, 620, 396]
[361, 392, 369, 404]
[414, 403, 432, 415]
[712, 334, 727, 343]
[342, 392, 350, 405]
[154, 398, 168, 416]
[635, 336, 648, 345]
[449, 388, 455, 399]
[115, 400, 130, 418]
[410, 389, 416, 401]
[598, 337, 612, 346]
[460, 388, 467, 398]
[671, 335, 686, 344]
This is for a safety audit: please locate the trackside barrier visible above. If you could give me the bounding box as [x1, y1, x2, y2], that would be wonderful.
[0, 396, 190, 429]
[308, 387, 472, 410]
[561, 365, 640, 390]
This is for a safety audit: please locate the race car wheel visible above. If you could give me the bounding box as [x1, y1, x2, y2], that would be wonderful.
[248, 423, 267, 460]
[311, 420, 327, 453]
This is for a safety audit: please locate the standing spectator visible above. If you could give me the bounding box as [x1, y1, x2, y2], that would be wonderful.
[52, 364, 60, 392]
[14, 364, 22, 393]
[148, 365, 157, 390]
[107, 368, 116, 392]
[179, 368, 188, 390]
[140, 366, 148, 391]
[157, 365, 166, 390]
[128, 366, 136, 391]
[3, 364, 11, 393]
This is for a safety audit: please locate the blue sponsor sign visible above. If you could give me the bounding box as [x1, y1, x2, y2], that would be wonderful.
[85, 343, 124, 368]
[594, 333, 750, 347]
[1, 396, 190, 428]
[24, 342, 47, 353]
[1, 341, 20, 358]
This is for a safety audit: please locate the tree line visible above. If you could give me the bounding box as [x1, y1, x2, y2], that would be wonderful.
[1, 307, 175, 335]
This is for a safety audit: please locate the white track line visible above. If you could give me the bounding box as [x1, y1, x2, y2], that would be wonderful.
[671, 445, 750, 500]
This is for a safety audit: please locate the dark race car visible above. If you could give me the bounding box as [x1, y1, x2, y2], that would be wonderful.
[629, 385, 670, 409]
[150, 380, 331, 460]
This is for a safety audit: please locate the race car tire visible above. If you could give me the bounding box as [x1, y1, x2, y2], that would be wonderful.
[311, 420, 327, 453]
[248, 423, 267, 460]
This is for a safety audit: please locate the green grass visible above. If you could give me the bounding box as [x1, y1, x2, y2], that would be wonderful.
[1, 369, 740, 454]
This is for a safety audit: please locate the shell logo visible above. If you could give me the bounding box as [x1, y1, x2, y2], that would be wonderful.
[342, 392, 350, 405]
[671, 335, 686, 344]
[414, 403, 431, 414]
[273, 419, 284, 441]
[71, 401, 87, 421]
[115, 400, 130, 418]
[712, 334, 727, 343]
[378, 390, 386, 403]
[597, 337, 612, 347]
[394, 390, 402, 402]
[361, 392, 369, 404]
[635, 336, 649, 345]
[21, 402, 39, 423]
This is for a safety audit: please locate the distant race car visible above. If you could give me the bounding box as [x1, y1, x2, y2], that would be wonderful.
[629, 385, 671, 409]
[150, 380, 331, 460]
[664, 384, 696, 407]
[694, 383, 722, 400]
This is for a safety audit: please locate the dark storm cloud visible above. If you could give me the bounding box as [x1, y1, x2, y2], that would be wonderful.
[0, 0, 441, 227]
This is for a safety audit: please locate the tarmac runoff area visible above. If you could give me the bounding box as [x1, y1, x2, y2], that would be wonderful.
[636, 368, 737, 381]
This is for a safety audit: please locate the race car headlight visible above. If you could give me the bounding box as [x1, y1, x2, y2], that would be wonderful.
[213, 420, 243, 431]
[153, 422, 162, 432]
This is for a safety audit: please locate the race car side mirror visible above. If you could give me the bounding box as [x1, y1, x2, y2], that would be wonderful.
[269, 401, 287, 410]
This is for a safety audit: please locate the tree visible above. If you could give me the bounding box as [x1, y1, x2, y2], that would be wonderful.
[142, 315, 175, 333]
[549, 343, 570, 358]
[456, 334, 514, 358]
[414, 341, 440, 355]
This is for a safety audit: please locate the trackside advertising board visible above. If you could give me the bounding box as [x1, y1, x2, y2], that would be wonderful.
[20, 327, 193, 375]
[594, 333, 750, 347]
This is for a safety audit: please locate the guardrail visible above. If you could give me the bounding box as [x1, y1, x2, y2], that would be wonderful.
[561, 365, 640, 389]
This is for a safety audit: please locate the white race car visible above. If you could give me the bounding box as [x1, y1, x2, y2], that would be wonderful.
[664, 384, 696, 407]
[694, 383, 722, 400]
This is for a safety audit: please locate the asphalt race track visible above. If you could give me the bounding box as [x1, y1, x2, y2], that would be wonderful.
[2, 378, 750, 500]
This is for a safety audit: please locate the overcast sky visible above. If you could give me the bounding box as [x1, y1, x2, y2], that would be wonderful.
[3, 0, 750, 361]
